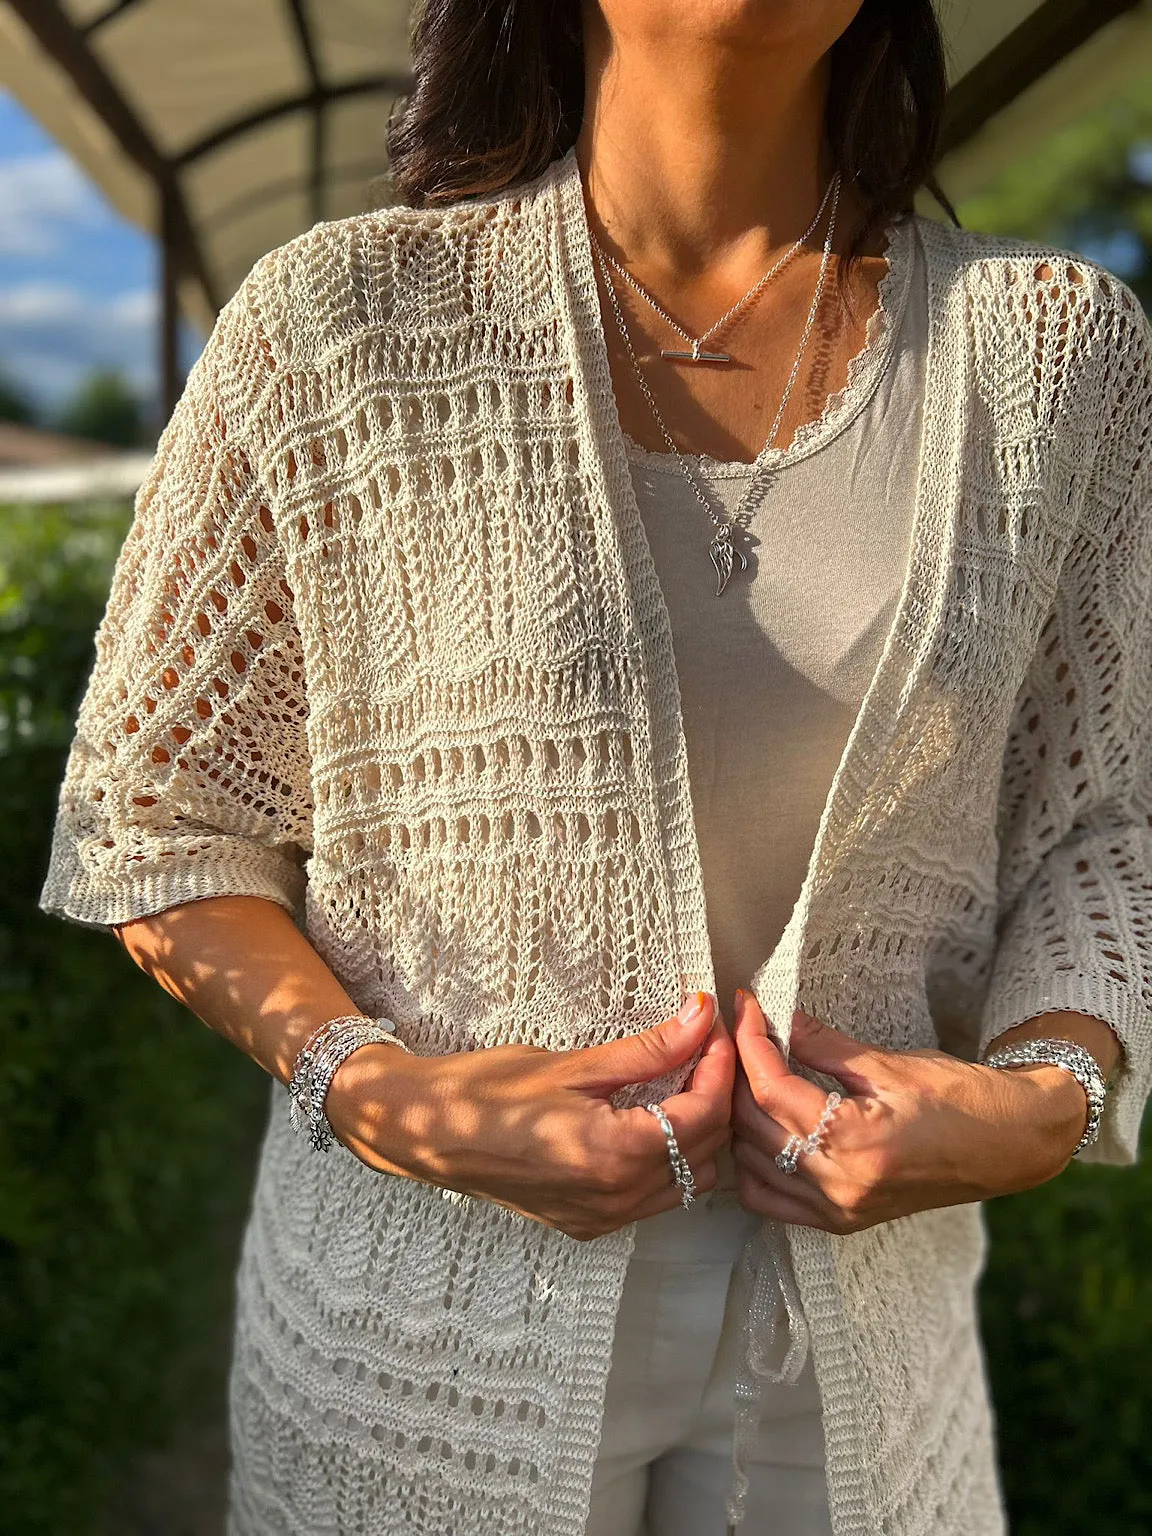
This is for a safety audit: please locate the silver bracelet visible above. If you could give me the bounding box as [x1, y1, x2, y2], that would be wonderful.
[288, 1014, 411, 1153]
[981, 1036, 1109, 1157]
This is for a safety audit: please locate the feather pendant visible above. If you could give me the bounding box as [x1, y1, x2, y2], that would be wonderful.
[708, 523, 748, 596]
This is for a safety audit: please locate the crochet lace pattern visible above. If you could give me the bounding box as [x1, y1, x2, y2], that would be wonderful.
[39, 145, 1152, 1536]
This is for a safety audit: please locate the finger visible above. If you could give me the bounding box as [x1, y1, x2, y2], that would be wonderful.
[733, 988, 791, 1085]
[622, 1015, 735, 1153]
[730, 1082, 801, 1160]
[784, 1008, 882, 1093]
[565, 1152, 723, 1240]
[735, 991, 830, 1128]
[631, 1157, 720, 1222]
[731, 1140, 853, 1234]
[567, 992, 716, 1095]
[686, 1012, 736, 1105]
[734, 1170, 839, 1231]
[618, 1090, 732, 1174]
[731, 1132, 837, 1202]
[732, 1068, 779, 1139]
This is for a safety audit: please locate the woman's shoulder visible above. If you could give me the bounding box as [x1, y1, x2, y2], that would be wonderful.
[234, 162, 563, 372]
[914, 210, 1148, 336]
[913, 211, 1151, 425]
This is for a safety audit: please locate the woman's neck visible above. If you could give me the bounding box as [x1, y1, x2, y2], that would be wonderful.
[573, 9, 875, 283]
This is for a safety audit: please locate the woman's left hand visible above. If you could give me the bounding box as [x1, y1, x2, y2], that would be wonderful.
[730, 989, 1092, 1233]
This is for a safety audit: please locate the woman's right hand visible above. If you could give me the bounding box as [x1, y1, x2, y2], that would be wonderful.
[325, 992, 734, 1240]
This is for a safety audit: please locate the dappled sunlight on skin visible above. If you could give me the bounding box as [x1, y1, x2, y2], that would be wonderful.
[114, 892, 361, 1088]
[113, 894, 736, 1241]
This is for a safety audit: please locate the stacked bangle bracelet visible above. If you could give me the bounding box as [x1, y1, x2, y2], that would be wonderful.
[287, 1014, 412, 1152]
[981, 1036, 1108, 1157]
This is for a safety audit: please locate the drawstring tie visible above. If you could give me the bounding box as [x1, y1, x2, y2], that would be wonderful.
[724, 1218, 810, 1534]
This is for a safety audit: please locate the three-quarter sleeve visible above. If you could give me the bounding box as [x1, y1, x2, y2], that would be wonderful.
[38, 270, 314, 932]
[977, 277, 1152, 1163]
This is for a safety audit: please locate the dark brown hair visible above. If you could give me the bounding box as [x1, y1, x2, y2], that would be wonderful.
[380, 0, 961, 300]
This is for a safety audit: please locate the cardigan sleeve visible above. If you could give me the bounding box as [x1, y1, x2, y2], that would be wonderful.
[977, 275, 1152, 1164]
[37, 269, 314, 933]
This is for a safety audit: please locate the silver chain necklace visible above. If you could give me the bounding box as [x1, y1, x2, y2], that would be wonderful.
[590, 170, 837, 365]
[590, 170, 842, 596]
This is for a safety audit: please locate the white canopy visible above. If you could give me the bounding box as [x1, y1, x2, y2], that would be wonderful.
[1, 0, 1149, 406]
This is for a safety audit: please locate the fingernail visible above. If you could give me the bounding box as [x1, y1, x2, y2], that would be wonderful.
[677, 991, 709, 1026]
[734, 988, 746, 1022]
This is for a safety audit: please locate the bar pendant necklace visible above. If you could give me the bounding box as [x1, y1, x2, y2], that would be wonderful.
[591, 171, 838, 368]
[589, 171, 842, 595]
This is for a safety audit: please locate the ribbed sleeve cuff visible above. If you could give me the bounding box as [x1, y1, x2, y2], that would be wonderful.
[37, 826, 308, 933]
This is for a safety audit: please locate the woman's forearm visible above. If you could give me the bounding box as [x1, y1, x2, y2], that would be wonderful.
[113, 893, 365, 1087]
[111, 893, 734, 1240]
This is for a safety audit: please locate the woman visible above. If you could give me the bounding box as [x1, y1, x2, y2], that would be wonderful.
[38, 2, 1150, 1534]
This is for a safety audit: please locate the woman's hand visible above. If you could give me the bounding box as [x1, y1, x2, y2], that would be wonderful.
[729, 989, 1093, 1234]
[325, 991, 735, 1241]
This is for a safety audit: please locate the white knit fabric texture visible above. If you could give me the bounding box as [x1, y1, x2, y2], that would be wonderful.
[38, 145, 1152, 1536]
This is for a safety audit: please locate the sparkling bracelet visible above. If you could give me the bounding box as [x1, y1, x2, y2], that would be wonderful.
[981, 1036, 1108, 1157]
[288, 1014, 411, 1153]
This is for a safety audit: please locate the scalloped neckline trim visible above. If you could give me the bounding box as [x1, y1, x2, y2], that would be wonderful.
[622, 213, 917, 478]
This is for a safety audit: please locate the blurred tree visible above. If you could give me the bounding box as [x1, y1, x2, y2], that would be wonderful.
[0, 500, 267, 1531]
[0, 371, 38, 426]
[981, 1154, 1152, 1535]
[55, 369, 148, 449]
[954, 70, 1152, 307]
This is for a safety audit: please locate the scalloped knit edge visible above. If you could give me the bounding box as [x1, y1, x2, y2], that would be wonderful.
[622, 213, 916, 477]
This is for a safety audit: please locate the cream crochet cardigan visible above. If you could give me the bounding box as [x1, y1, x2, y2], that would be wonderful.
[39, 145, 1152, 1536]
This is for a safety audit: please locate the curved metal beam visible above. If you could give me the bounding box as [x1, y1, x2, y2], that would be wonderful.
[283, 0, 325, 224]
[939, 0, 1142, 157]
[82, 0, 147, 36]
[173, 75, 411, 168]
[4, 0, 220, 315]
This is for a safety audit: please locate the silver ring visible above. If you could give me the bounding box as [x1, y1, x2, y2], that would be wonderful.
[774, 1134, 803, 1175]
[644, 1102, 696, 1208]
[775, 1091, 843, 1175]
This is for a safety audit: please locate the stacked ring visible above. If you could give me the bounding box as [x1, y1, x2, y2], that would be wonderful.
[644, 1102, 697, 1208]
[775, 1090, 843, 1175]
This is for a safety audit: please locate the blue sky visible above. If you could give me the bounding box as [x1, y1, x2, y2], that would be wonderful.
[0, 88, 201, 426]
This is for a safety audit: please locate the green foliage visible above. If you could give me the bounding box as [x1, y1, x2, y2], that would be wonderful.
[954, 71, 1152, 307]
[0, 371, 38, 426]
[0, 501, 268, 1531]
[981, 1152, 1152, 1534]
[54, 369, 149, 449]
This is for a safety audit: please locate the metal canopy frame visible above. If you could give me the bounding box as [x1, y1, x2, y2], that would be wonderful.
[2, 0, 1144, 417]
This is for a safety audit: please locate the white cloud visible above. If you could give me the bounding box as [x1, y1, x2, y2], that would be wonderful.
[106, 287, 157, 328]
[0, 280, 85, 325]
[0, 150, 108, 258]
[0, 279, 157, 412]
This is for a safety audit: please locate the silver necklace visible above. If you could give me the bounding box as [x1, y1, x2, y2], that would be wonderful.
[591, 170, 842, 596]
[590, 170, 837, 365]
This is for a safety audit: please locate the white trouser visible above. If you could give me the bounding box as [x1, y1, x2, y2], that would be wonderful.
[586, 1198, 833, 1536]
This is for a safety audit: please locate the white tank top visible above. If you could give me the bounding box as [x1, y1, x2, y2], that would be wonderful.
[626, 213, 928, 1261]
